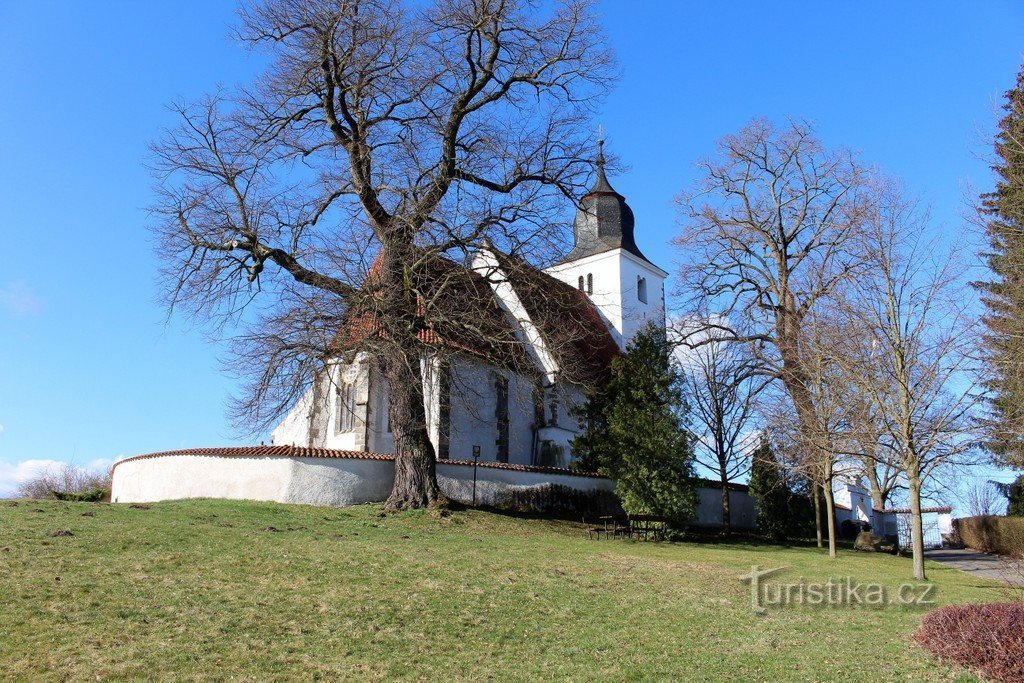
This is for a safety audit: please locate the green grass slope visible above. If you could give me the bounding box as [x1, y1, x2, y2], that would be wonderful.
[0, 499, 1009, 681]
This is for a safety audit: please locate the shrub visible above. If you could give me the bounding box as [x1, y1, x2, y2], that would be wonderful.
[914, 602, 1024, 682]
[14, 463, 111, 502]
[954, 515, 1024, 557]
[492, 484, 622, 518]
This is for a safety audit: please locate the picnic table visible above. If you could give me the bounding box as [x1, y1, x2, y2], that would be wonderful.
[587, 514, 669, 541]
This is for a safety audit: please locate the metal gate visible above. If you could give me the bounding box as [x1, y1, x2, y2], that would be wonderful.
[896, 513, 943, 550]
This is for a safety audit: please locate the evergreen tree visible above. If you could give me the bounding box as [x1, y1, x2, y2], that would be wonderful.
[574, 324, 697, 529]
[975, 64, 1024, 469]
[748, 438, 791, 541]
[1008, 475, 1024, 517]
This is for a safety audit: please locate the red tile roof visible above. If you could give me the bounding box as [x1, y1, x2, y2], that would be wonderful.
[494, 251, 621, 383]
[331, 248, 619, 382]
[110, 446, 610, 479]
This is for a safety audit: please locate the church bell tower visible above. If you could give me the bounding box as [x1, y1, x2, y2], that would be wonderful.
[544, 140, 667, 350]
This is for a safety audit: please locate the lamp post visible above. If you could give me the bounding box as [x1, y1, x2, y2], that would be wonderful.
[472, 445, 480, 505]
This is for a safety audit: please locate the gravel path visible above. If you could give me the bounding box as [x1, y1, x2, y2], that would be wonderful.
[925, 548, 1024, 587]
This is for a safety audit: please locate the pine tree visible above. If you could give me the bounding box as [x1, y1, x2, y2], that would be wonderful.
[748, 438, 791, 541]
[1008, 475, 1024, 517]
[975, 64, 1024, 469]
[573, 324, 697, 529]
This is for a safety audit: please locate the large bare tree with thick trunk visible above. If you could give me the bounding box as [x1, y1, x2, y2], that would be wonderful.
[150, 0, 613, 509]
[674, 119, 876, 557]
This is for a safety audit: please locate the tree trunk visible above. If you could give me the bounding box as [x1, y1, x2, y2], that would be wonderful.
[812, 484, 823, 548]
[908, 475, 926, 580]
[382, 350, 444, 510]
[864, 463, 886, 511]
[822, 480, 838, 558]
[775, 312, 839, 555]
[720, 472, 731, 536]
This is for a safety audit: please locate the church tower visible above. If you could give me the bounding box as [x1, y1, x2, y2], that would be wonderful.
[544, 141, 667, 350]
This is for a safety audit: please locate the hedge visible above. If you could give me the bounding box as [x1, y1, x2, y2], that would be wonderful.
[914, 602, 1024, 682]
[953, 515, 1024, 557]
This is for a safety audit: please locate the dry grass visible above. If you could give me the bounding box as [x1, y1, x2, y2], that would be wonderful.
[0, 498, 1008, 681]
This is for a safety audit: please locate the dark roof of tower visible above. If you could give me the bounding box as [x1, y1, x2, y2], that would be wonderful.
[562, 140, 652, 264]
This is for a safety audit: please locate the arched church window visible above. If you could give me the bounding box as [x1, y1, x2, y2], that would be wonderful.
[336, 379, 356, 433]
[586, 273, 593, 294]
[637, 276, 647, 303]
[578, 275, 585, 291]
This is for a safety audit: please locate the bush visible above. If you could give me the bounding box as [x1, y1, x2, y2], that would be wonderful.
[14, 463, 111, 502]
[492, 484, 622, 518]
[914, 602, 1024, 682]
[954, 515, 1024, 557]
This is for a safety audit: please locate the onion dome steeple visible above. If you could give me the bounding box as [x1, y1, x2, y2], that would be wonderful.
[563, 139, 651, 264]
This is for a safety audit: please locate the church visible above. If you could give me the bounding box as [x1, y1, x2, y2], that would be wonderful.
[270, 144, 668, 469]
[112, 147, 717, 514]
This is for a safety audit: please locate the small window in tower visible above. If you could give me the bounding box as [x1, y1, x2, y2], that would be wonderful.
[586, 273, 593, 294]
[637, 276, 648, 303]
[578, 275, 585, 291]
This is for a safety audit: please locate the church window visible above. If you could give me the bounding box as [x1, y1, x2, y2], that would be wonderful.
[437, 362, 451, 459]
[586, 273, 593, 294]
[532, 385, 546, 428]
[336, 379, 357, 433]
[548, 392, 559, 427]
[494, 373, 509, 463]
[578, 275, 585, 291]
[637, 276, 648, 303]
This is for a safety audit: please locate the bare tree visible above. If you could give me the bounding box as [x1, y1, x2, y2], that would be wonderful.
[674, 119, 876, 557]
[150, 0, 614, 509]
[838, 183, 982, 580]
[962, 480, 1006, 517]
[679, 325, 759, 534]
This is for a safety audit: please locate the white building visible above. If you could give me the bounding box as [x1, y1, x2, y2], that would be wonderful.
[271, 143, 667, 470]
[111, 146, 678, 510]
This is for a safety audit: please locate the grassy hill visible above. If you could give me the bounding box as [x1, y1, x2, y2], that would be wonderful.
[0, 499, 1008, 681]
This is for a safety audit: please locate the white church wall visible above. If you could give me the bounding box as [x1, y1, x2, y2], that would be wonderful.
[616, 250, 667, 345]
[544, 247, 667, 351]
[446, 356, 537, 465]
[271, 386, 315, 447]
[545, 249, 624, 346]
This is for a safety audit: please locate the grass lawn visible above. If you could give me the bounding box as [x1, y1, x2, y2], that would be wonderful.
[0, 499, 1013, 681]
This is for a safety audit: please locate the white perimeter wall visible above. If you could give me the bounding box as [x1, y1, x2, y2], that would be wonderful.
[111, 454, 613, 508]
[693, 487, 757, 530]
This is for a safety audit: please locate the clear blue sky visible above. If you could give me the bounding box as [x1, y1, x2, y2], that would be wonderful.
[1, 1, 1022, 497]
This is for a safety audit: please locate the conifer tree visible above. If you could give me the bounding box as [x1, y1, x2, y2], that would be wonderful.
[747, 438, 791, 541]
[574, 324, 697, 529]
[976, 65, 1024, 469]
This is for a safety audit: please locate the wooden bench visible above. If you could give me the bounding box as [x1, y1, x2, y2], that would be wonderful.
[587, 515, 631, 540]
[627, 514, 669, 542]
